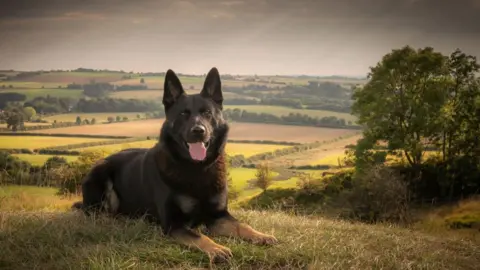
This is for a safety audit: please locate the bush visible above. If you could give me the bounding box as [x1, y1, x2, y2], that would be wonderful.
[254, 162, 273, 192]
[334, 165, 411, 224]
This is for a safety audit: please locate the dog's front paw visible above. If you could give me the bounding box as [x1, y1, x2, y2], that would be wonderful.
[250, 232, 278, 245]
[202, 242, 233, 262]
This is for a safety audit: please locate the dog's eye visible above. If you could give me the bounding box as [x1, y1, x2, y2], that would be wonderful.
[202, 110, 212, 117]
[180, 110, 190, 117]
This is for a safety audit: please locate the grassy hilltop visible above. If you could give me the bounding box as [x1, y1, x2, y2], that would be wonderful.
[1, 186, 478, 270]
[1, 46, 480, 269]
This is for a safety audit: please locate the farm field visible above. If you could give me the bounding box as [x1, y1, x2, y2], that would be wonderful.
[0, 122, 51, 128]
[0, 82, 67, 89]
[0, 136, 110, 150]
[43, 112, 146, 123]
[257, 75, 367, 86]
[109, 89, 258, 100]
[34, 119, 360, 143]
[269, 134, 362, 166]
[112, 76, 274, 90]
[73, 141, 291, 158]
[12, 154, 78, 166]
[14, 71, 126, 84]
[224, 105, 357, 122]
[0, 89, 84, 100]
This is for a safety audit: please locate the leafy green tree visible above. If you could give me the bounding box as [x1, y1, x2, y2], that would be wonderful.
[352, 46, 448, 168]
[435, 49, 480, 162]
[75, 116, 82, 125]
[23, 106, 36, 121]
[6, 111, 24, 132]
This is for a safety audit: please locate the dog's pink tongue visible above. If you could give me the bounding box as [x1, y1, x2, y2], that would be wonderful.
[188, 142, 207, 161]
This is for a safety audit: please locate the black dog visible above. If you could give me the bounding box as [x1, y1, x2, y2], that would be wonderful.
[72, 67, 277, 261]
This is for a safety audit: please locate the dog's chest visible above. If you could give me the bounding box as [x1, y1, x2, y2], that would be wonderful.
[174, 192, 227, 214]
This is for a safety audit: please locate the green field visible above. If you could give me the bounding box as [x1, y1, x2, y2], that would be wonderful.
[0, 82, 67, 89]
[0, 136, 110, 150]
[43, 112, 146, 123]
[12, 154, 79, 166]
[0, 122, 51, 128]
[224, 105, 357, 122]
[109, 89, 258, 100]
[73, 141, 290, 158]
[0, 89, 84, 100]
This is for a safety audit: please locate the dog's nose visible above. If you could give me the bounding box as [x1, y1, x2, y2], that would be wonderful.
[191, 125, 205, 135]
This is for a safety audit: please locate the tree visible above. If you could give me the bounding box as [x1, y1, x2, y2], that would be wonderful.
[75, 116, 82, 125]
[6, 111, 24, 132]
[44, 156, 68, 170]
[23, 106, 36, 121]
[107, 116, 114, 123]
[351, 46, 448, 168]
[140, 78, 145, 84]
[254, 162, 273, 192]
[91, 118, 96, 124]
[435, 49, 480, 162]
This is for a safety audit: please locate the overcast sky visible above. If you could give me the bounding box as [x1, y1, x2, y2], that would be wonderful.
[0, 0, 479, 76]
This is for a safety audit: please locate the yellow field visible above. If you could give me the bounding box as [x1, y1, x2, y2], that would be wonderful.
[0, 136, 111, 150]
[12, 154, 79, 166]
[73, 141, 290, 158]
[269, 135, 361, 166]
[310, 152, 347, 166]
[44, 112, 146, 123]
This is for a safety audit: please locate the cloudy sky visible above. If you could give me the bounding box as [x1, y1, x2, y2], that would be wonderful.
[0, 0, 479, 76]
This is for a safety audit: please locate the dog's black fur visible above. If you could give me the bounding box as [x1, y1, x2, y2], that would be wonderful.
[73, 67, 277, 261]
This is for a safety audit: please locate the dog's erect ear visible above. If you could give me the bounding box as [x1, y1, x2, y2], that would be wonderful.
[200, 67, 223, 108]
[163, 69, 186, 111]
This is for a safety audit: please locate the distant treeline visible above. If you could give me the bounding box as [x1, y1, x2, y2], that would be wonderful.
[223, 108, 358, 129]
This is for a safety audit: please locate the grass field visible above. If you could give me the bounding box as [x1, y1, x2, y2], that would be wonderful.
[113, 76, 273, 90]
[35, 119, 359, 143]
[224, 105, 357, 122]
[0, 185, 80, 211]
[0, 82, 67, 89]
[109, 89, 258, 100]
[0, 136, 110, 150]
[14, 71, 125, 84]
[0, 185, 478, 269]
[0, 88, 84, 100]
[269, 135, 362, 166]
[73, 141, 291, 158]
[12, 154, 79, 166]
[44, 112, 146, 123]
[257, 75, 368, 86]
[0, 122, 51, 128]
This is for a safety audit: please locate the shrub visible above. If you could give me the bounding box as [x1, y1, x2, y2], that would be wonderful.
[334, 165, 411, 224]
[254, 162, 273, 192]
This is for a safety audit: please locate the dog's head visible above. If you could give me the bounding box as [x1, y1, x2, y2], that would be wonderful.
[161, 67, 228, 163]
